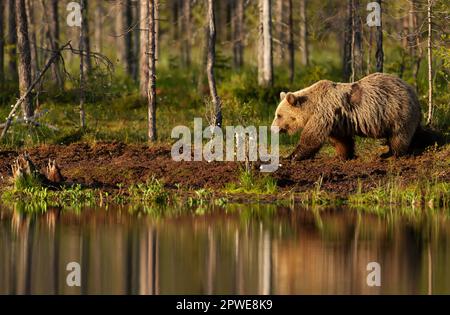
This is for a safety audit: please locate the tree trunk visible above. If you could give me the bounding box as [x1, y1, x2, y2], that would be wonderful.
[155, 0, 159, 63]
[232, 0, 244, 70]
[47, 0, 64, 89]
[375, 0, 383, 73]
[79, 0, 89, 128]
[118, 0, 133, 76]
[94, 1, 102, 51]
[287, 0, 294, 83]
[80, 0, 91, 74]
[258, 0, 273, 87]
[139, 0, 149, 99]
[353, 0, 363, 80]
[8, 0, 18, 80]
[426, 0, 433, 126]
[15, 0, 33, 120]
[132, 0, 139, 81]
[148, 0, 157, 142]
[181, 0, 191, 67]
[206, 0, 222, 127]
[24, 0, 38, 80]
[0, 0, 4, 86]
[299, 0, 308, 66]
[343, 0, 352, 80]
[275, 0, 284, 62]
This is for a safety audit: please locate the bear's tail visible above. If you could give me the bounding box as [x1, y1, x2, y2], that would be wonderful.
[409, 125, 445, 155]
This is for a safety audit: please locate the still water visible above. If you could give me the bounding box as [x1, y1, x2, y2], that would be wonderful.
[0, 204, 449, 294]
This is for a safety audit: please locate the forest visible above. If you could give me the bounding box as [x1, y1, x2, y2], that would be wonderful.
[0, 0, 450, 297]
[0, 0, 449, 208]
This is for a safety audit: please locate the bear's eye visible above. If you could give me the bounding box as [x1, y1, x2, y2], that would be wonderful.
[277, 114, 282, 119]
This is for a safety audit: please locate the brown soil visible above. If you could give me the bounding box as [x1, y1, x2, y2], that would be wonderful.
[1, 142, 449, 196]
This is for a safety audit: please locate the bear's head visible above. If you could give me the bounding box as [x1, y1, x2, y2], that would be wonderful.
[270, 91, 310, 135]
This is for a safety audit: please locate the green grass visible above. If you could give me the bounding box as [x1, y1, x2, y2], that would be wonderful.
[224, 168, 277, 195]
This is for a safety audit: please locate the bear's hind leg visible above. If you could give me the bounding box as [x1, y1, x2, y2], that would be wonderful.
[329, 136, 355, 160]
[388, 134, 410, 157]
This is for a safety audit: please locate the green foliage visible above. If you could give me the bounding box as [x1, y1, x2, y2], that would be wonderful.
[225, 169, 277, 195]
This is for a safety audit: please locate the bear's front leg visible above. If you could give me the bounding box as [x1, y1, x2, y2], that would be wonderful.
[289, 122, 329, 161]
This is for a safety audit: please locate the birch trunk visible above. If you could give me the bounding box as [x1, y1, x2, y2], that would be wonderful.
[206, 0, 222, 127]
[258, 0, 273, 87]
[139, 0, 149, 99]
[426, 0, 433, 125]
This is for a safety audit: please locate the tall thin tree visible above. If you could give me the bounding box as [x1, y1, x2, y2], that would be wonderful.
[148, 0, 157, 141]
[206, 0, 222, 127]
[258, 0, 273, 87]
[15, 0, 33, 119]
[232, 0, 244, 69]
[287, 0, 294, 83]
[25, 0, 38, 80]
[8, 0, 18, 80]
[0, 0, 4, 86]
[181, 0, 191, 67]
[375, 0, 383, 72]
[139, 0, 149, 99]
[79, 0, 90, 128]
[299, 0, 308, 66]
[426, 0, 433, 125]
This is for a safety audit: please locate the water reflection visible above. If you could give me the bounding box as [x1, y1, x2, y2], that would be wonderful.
[0, 204, 449, 294]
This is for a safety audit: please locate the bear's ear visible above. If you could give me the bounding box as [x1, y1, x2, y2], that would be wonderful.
[280, 92, 287, 101]
[286, 93, 307, 107]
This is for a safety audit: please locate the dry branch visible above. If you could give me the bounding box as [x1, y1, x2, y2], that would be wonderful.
[1, 41, 71, 139]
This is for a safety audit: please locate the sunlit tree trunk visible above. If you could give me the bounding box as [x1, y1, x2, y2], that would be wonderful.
[206, 0, 222, 127]
[15, 0, 33, 119]
[8, 0, 18, 80]
[258, 0, 273, 87]
[148, 0, 157, 142]
[299, 0, 309, 66]
[80, 0, 91, 74]
[287, 0, 294, 83]
[139, 0, 149, 99]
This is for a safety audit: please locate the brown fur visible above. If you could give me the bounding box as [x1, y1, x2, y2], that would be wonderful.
[272, 73, 423, 160]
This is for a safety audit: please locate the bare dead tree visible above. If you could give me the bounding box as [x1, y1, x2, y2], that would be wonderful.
[206, 0, 222, 127]
[148, 0, 157, 142]
[375, 0, 384, 72]
[15, 0, 33, 120]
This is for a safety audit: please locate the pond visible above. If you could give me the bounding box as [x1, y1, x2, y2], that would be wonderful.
[0, 204, 449, 294]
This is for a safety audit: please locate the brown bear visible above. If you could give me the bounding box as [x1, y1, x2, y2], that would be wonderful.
[271, 73, 423, 160]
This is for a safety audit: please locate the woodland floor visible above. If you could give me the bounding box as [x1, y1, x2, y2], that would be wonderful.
[1, 142, 449, 200]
